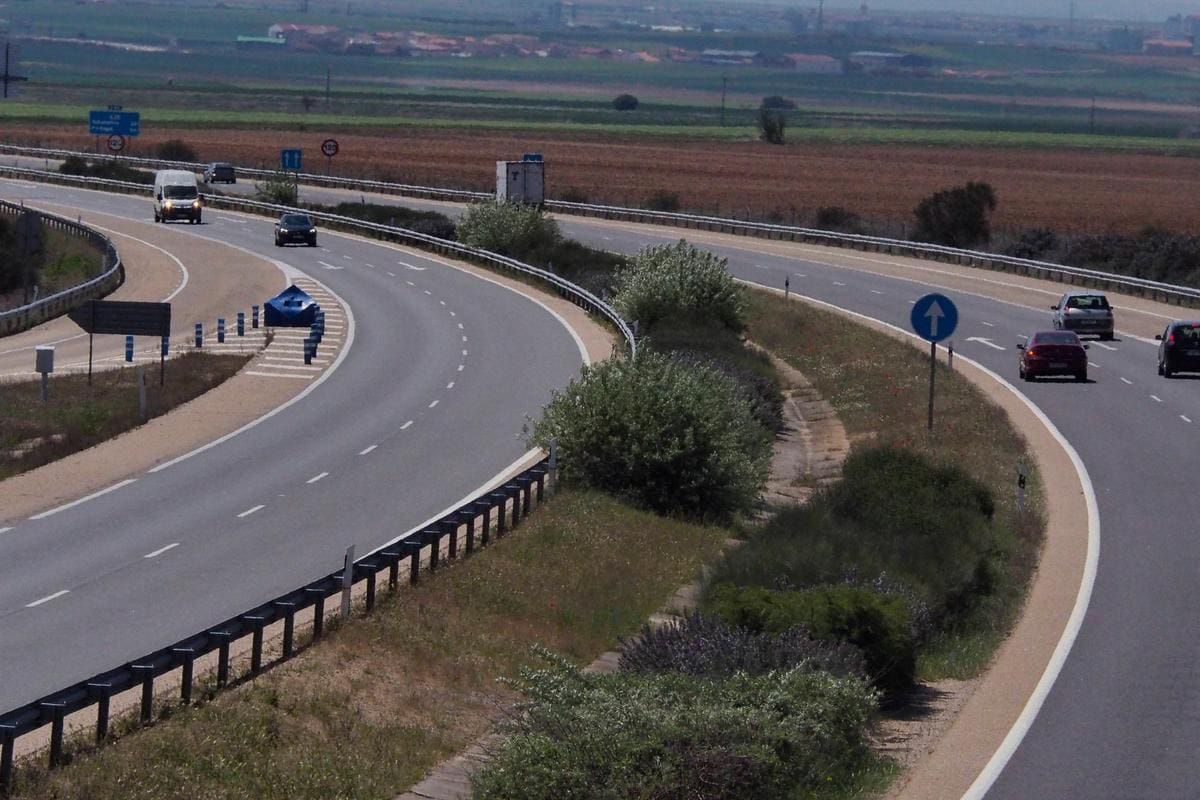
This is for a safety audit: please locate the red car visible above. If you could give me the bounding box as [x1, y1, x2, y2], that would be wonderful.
[1017, 331, 1089, 382]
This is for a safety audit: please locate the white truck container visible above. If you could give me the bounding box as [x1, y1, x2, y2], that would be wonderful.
[153, 169, 202, 224]
[495, 158, 544, 206]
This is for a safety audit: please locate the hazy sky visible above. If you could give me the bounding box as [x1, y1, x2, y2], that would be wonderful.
[750, 0, 1189, 23]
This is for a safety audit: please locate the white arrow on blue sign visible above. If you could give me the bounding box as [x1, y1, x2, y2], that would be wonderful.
[281, 148, 303, 171]
[910, 293, 958, 343]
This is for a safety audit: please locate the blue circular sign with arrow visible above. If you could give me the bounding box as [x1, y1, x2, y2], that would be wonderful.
[910, 293, 958, 343]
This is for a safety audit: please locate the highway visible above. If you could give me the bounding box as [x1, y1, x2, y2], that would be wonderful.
[0, 179, 587, 711]
[4, 169, 1198, 798]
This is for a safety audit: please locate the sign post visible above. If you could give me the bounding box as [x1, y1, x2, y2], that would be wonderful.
[320, 138, 338, 174]
[67, 300, 171, 385]
[909, 293, 958, 432]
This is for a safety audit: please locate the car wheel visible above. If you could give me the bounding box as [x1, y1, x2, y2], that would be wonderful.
[308, 238, 317, 247]
[1100, 332, 1113, 341]
[1075, 371, 1087, 382]
[1158, 360, 1165, 376]
[1163, 362, 1173, 378]
[274, 236, 282, 247]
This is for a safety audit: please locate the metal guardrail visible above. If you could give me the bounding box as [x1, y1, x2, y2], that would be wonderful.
[0, 200, 124, 337]
[0, 164, 636, 355]
[0, 456, 554, 793]
[5, 142, 1196, 307]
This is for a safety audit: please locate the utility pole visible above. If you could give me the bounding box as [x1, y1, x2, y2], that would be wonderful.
[325, 66, 331, 108]
[817, 0, 825, 34]
[1, 42, 29, 99]
[720, 75, 727, 127]
[1089, 94, 1096, 135]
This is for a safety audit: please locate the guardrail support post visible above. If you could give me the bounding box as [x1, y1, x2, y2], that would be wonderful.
[402, 540, 422, 583]
[473, 500, 492, 546]
[211, 631, 233, 687]
[42, 704, 66, 768]
[489, 492, 508, 537]
[237, 312, 245, 337]
[275, 601, 298, 658]
[171, 647, 197, 705]
[130, 664, 154, 723]
[1, 729, 13, 796]
[91, 690, 111, 742]
[458, 510, 476, 554]
[442, 519, 459, 559]
[423, 528, 441, 571]
[381, 549, 401, 591]
[304, 588, 327, 640]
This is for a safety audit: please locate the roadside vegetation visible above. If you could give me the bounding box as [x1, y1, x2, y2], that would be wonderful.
[4, 207, 1044, 799]
[0, 352, 251, 480]
[0, 211, 106, 311]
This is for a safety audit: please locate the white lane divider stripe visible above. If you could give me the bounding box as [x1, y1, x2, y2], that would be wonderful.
[462, 349, 468, 356]
[1182, 415, 1193, 423]
[0, 527, 12, 534]
[447, 382, 455, 389]
[833, 281, 847, 286]
[359, 445, 378, 455]
[1151, 395, 1163, 403]
[238, 504, 265, 518]
[401, 420, 413, 430]
[306, 472, 329, 484]
[26, 590, 69, 608]
[144, 543, 179, 559]
[1121, 377, 1132, 385]
[1088, 362, 1099, 368]
[1094, 342, 1118, 351]
[429, 400, 439, 408]
[871, 289, 883, 295]
[458, 365, 464, 371]
[387, 271, 396, 277]
[982, 321, 995, 327]
[30, 479, 137, 520]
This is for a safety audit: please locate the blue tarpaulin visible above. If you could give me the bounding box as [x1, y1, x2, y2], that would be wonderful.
[263, 284, 319, 327]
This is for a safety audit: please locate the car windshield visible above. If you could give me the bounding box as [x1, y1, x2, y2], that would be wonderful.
[1033, 332, 1080, 345]
[163, 185, 197, 199]
[1065, 295, 1109, 310]
[282, 215, 312, 226]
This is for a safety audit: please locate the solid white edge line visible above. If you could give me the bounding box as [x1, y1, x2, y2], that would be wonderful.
[54, 221, 191, 303]
[742, 281, 1099, 800]
[149, 270, 356, 473]
[237, 504, 265, 518]
[144, 542, 180, 559]
[0, 526, 12, 534]
[29, 479, 138, 520]
[25, 589, 69, 608]
[306, 471, 329, 484]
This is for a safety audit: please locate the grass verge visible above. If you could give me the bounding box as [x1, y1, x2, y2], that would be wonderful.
[742, 289, 1045, 679]
[0, 352, 251, 480]
[8, 489, 728, 799]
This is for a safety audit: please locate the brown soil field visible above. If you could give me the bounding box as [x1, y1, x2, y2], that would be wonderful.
[9, 123, 1200, 234]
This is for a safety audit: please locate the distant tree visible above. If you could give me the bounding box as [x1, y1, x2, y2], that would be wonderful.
[756, 108, 786, 145]
[301, 95, 316, 112]
[760, 95, 796, 110]
[612, 93, 639, 111]
[911, 182, 997, 248]
[645, 191, 680, 212]
[816, 206, 865, 234]
[155, 139, 199, 163]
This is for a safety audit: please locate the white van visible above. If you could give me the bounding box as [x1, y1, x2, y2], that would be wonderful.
[153, 169, 202, 224]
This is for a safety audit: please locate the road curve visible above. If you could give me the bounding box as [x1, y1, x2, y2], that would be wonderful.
[0, 179, 587, 711]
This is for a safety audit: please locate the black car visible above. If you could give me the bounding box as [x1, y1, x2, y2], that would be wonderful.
[274, 213, 317, 247]
[203, 162, 236, 184]
[1156, 320, 1200, 377]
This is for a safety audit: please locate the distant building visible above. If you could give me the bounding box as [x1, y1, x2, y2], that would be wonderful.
[1142, 38, 1194, 56]
[700, 49, 763, 66]
[236, 35, 286, 51]
[848, 50, 930, 74]
[267, 23, 342, 51]
[786, 53, 842, 74]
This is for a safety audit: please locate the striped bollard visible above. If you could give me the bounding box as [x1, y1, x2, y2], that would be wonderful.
[217, 318, 225, 343]
[194, 323, 203, 348]
[237, 312, 245, 337]
[303, 337, 315, 365]
[251, 305, 260, 329]
[125, 335, 133, 362]
[161, 336, 169, 357]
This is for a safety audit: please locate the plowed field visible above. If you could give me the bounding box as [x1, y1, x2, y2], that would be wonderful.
[11, 123, 1200, 234]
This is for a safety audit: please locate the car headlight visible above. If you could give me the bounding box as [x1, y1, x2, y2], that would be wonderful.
[309, 228, 316, 234]
[192, 200, 200, 208]
[164, 200, 173, 208]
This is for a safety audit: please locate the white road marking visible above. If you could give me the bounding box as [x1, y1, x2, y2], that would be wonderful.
[446, 381, 455, 389]
[238, 504, 265, 518]
[424, 290, 432, 295]
[30, 479, 137, 520]
[966, 336, 1005, 351]
[1088, 362, 1099, 368]
[306, 472, 329, 484]
[26, 590, 69, 608]
[342, 254, 353, 260]
[458, 364, 464, 371]
[1183, 415, 1193, 423]
[366, 263, 376, 269]
[458, 323, 464, 329]
[982, 321, 995, 327]
[1094, 342, 1118, 351]
[387, 271, 396, 277]
[400, 261, 427, 271]
[462, 335, 468, 342]
[449, 311, 456, 317]
[429, 400, 439, 408]
[405, 280, 415, 286]
[793, 273, 807, 277]
[359, 445, 378, 455]
[439, 300, 446, 306]
[318, 261, 343, 270]
[144, 543, 179, 559]
[833, 281, 846, 286]
[0, 527, 11, 534]
[462, 349, 468, 356]
[401, 420, 413, 430]
[1121, 377, 1133, 385]
[1151, 395, 1163, 403]
[870, 289, 883, 295]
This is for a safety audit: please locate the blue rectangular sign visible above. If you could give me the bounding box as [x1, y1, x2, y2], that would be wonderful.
[88, 110, 140, 136]
[281, 148, 302, 171]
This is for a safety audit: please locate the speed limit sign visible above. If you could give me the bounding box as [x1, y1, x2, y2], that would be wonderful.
[107, 134, 126, 153]
[320, 138, 339, 157]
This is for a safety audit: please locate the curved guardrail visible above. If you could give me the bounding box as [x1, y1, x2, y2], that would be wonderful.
[0, 200, 124, 337]
[0, 164, 636, 355]
[4, 142, 1195, 307]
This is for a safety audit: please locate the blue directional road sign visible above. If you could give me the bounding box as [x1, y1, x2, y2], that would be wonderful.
[88, 110, 140, 136]
[910, 293, 958, 343]
[281, 148, 302, 171]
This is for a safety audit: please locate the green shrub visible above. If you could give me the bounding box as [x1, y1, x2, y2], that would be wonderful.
[761, 95, 796, 110]
[528, 350, 771, 521]
[58, 155, 154, 184]
[816, 206, 866, 234]
[472, 649, 879, 800]
[612, 93, 639, 111]
[645, 190, 681, 212]
[757, 107, 787, 144]
[706, 583, 915, 696]
[254, 171, 298, 205]
[456, 199, 560, 257]
[613, 239, 746, 333]
[911, 181, 997, 248]
[155, 138, 199, 163]
[618, 612, 866, 679]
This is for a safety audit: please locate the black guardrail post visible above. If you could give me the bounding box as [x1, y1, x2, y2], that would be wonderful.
[244, 611, 271, 675]
[379, 549, 402, 591]
[473, 500, 493, 546]
[305, 587, 328, 640]
[210, 629, 234, 687]
[355, 561, 379, 611]
[401, 540, 423, 584]
[458, 509, 477, 554]
[171, 643, 201, 705]
[87, 679, 116, 742]
[274, 601, 299, 658]
[422, 528, 441, 572]
[442, 518, 459, 560]
[489, 492, 509, 537]
[505, 483, 524, 525]
[529, 467, 548, 509]
[0, 727, 12, 796]
[129, 663, 155, 724]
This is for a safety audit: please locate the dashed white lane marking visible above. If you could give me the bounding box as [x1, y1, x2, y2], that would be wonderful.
[462, 349, 468, 356]
[1094, 342, 1118, 351]
[405, 280, 415, 286]
[424, 290, 432, 296]
[26, 590, 69, 608]
[0, 527, 11, 534]
[449, 311, 456, 317]
[400, 261, 427, 271]
[1088, 362, 1099, 368]
[833, 281, 847, 286]
[306, 472, 329, 484]
[793, 273, 807, 277]
[439, 300, 446, 306]
[457, 323, 464, 329]
[1121, 377, 1133, 385]
[366, 263, 376, 269]
[1151, 395, 1163, 403]
[238, 504, 265, 518]
[447, 381, 455, 389]
[318, 260, 343, 271]
[429, 400, 439, 408]
[871, 289, 883, 295]
[462, 335, 468, 342]
[30, 479, 137, 520]
[342, 254, 353, 260]
[144, 543, 179, 559]
[1183, 415, 1193, 423]
[982, 321, 995, 327]
[457, 364, 464, 371]
[387, 271, 396, 277]
[400, 420, 413, 430]
[359, 445, 378, 455]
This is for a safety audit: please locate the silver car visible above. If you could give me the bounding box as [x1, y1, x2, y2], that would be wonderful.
[1051, 291, 1114, 340]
